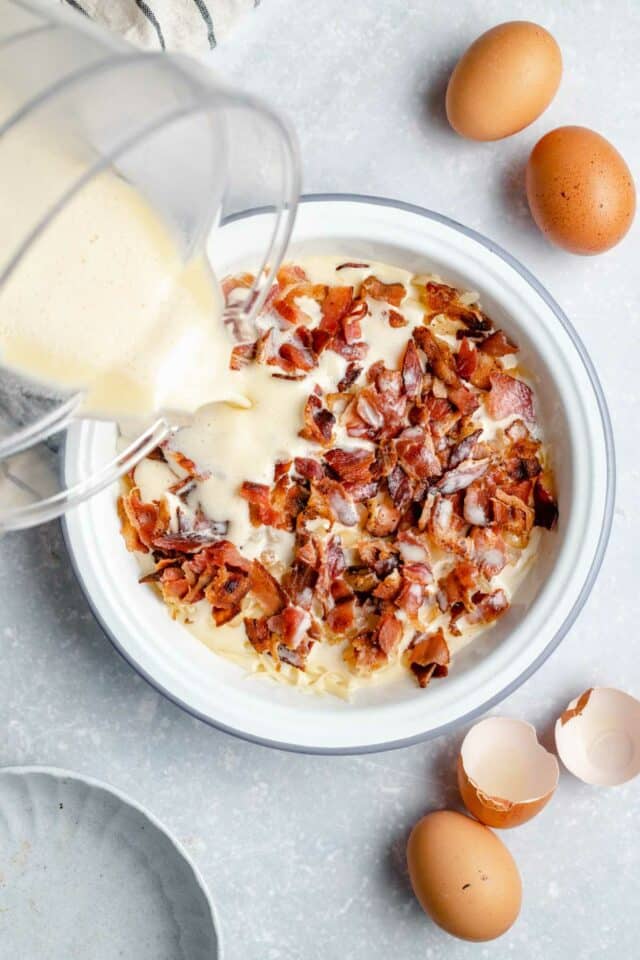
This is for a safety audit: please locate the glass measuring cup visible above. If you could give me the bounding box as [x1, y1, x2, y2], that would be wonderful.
[0, 0, 300, 531]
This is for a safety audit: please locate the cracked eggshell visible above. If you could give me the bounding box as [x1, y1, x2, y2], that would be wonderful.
[555, 687, 640, 786]
[458, 716, 559, 828]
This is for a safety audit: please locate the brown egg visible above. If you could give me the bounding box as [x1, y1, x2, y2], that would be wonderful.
[445, 21, 562, 141]
[407, 810, 522, 941]
[526, 126, 636, 254]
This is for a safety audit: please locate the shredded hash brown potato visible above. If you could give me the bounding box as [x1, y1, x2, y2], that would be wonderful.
[119, 261, 558, 694]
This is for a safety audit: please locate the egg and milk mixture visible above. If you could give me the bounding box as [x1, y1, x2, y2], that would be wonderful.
[0, 110, 243, 420]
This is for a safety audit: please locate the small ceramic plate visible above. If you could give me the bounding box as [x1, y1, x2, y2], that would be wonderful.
[0, 766, 221, 959]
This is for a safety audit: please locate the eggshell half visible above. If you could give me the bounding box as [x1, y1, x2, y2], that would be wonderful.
[446, 21, 562, 141]
[458, 717, 559, 828]
[407, 810, 522, 942]
[555, 687, 640, 786]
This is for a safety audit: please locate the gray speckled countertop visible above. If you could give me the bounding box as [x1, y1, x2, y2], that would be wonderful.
[2, 1, 639, 957]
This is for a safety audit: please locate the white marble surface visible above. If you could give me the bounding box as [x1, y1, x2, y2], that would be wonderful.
[2, 1, 639, 957]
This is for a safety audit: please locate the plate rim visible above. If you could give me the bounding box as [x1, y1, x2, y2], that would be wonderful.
[62, 192, 615, 755]
[0, 763, 223, 958]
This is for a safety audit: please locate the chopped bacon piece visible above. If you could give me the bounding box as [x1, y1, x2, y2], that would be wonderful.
[421, 396, 460, 438]
[204, 564, 252, 622]
[278, 641, 313, 670]
[299, 393, 336, 445]
[401, 339, 423, 399]
[341, 305, 364, 344]
[372, 568, 401, 600]
[355, 389, 385, 431]
[479, 330, 518, 357]
[387, 465, 414, 512]
[467, 589, 509, 624]
[505, 419, 530, 443]
[428, 495, 472, 558]
[366, 490, 401, 536]
[418, 281, 458, 314]
[435, 457, 490, 495]
[492, 489, 534, 543]
[279, 340, 315, 372]
[118, 495, 150, 553]
[471, 526, 508, 578]
[347, 566, 380, 594]
[413, 326, 458, 386]
[118, 489, 166, 553]
[294, 457, 324, 481]
[373, 441, 398, 479]
[441, 561, 479, 613]
[156, 565, 190, 602]
[267, 604, 311, 650]
[347, 632, 388, 673]
[255, 328, 278, 365]
[324, 448, 375, 484]
[388, 309, 408, 328]
[250, 560, 286, 616]
[222, 273, 255, 298]
[230, 342, 256, 370]
[329, 335, 368, 362]
[455, 338, 495, 390]
[486, 371, 535, 422]
[463, 479, 493, 526]
[360, 275, 406, 306]
[449, 429, 482, 469]
[326, 596, 356, 634]
[533, 477, 559, 530]
[358, 539, 400, 579]
[404, 628, 450, 688]
[447, 382, 479, 415]
[312, 477, 358, 526]
[319, 286, 355, 336]
[274, 282, 327, 326]
[395, 562, 432, 618]
[283, 551, 318, 609]
[277, 264, 308, 287]
[165, 449, 200, 479]
[455, 337, 478, 381]
[377, 609, 403, 655]
[244, 616, 273, 654]
[395, 426, 441, 481]
[240, 482, 278, 528]
[151, 523, 228, 554]
[337, 362, 362, 392]
[344, 479, 379, 502]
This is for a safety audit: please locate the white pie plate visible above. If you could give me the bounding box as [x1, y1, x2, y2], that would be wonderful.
[0, 766, 221, 958]
[62, 195, 614, 754]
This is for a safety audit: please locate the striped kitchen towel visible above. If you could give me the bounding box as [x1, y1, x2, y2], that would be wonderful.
[61, 0, 260, 51]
